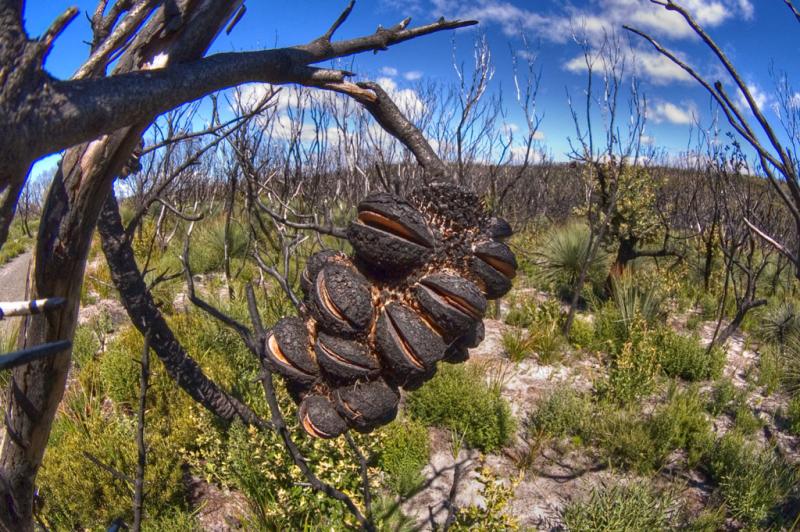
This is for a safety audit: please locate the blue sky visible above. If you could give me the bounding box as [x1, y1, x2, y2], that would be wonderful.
[25, 0, 800, 173]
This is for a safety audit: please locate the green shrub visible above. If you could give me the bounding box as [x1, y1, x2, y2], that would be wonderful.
[786, 395, 800, 435]
[568, 315, 595, 350]
[39, 397, 188, 529]
[655, 327, 725, 382]
[526, 388, 592, 442]
[706, 379, 739, 416]
[562, 481, 674, 531]
[379, 418, 430, 495]
[99, 325, 143, 407]
[603, 320, 661, 404]
[592, 302, 628, 352]
[590, 386, 712, 473]
[407, 364, 515, 452]
[732, 403, 763, 436]
[705, 431, 797, 528]
[647, 385, 713, 468]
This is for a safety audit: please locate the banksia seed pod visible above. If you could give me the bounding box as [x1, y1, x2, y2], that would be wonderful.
[264, 317, 318, 385]
[266, 183, 517, 439]
[376, 302, 446, 385]
[334, 379, 400, 432]
[308, 263, 373, 337]
[298, 395, 348, 439]
[301, 249, 347, 298]
[413, 273, 486, 342]
[315, 332, 380, 382]
[347, 192, 434, 272]
[469, 240, 518, 299]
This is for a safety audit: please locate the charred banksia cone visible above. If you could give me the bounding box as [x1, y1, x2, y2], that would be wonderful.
[414, 273, 486, 342]
[308, 263, 373, 337]
[298, 395, 348, 439]
[335, 379, 400, 432]
[347, 192, 434, 272]
[264, 317, 318, 385]
[376, 302, 446, 384]
[266, 183, 516, 438]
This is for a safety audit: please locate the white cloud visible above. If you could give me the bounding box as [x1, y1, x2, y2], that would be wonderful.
[737, 83, 769, 112]
[533, 130, 545, 140]
[380, 66, 399, 76]
[564, 48, 691, 85]
[431, 0, 751, 43]
[375, 77, 427, 118]
[404, 70, 424, 81]
[650, 100, 698, 125]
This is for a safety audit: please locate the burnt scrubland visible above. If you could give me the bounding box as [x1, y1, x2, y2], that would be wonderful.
[1, 0, 800, 530]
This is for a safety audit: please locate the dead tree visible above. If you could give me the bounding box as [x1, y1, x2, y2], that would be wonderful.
[0, 2, 475, 529]
[625, 0, 800, 281]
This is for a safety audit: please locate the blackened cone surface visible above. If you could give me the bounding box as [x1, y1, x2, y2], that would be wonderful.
[414, 273, 486, 342]
[375, 302, 446, 383]
[487, 216, 513, 240]
[299, 395, 348, 439]
[335, 379, 400, 432]
[473, 240, 518, 279]
[310, 264, 373, 337]
[410, 182, 487, 233]
[301, 249, 346, 298]
[347, 222, 432, 272]
[357, 192, 434, 248]
[468, 255, 513, 299]
[315, 332, 380, 382]
[265, 317, 318, 384]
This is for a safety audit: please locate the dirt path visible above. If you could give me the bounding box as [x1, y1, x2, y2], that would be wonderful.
[0, 251, 31, 337]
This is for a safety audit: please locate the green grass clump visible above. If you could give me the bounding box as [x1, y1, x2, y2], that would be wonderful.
[784, 395, 800, 435]
[407, 364, 515, 452]
[655, 327, 725, 382]
[501, 329, 534, 362]
[562, 481, 674, 531]
[706, 379, 740, 416]
[590, 386, 711, 473]
[537, 222, 608, 299]
[731, 403, 763, 436]
[379, 418, 430, 495]
[757, 345, 783, 395]
[705, 431, 797, 528]
[526, 388, 592, 442]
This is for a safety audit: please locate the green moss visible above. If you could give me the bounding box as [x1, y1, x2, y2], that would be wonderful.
[407, 364, 515, 452]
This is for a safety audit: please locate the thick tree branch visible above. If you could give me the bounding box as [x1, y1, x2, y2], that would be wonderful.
[16, 16, 476, 165]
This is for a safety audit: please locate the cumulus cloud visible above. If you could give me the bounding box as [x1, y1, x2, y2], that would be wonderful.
[430, 0, 751, 42]
[737, 83, 770, 112]
[650, 100, 698, 125]
[375, 77, 427, 117]
[429, 0, 752, 85]
[404, 70, 424, 81]
[380, 66, 399, 76]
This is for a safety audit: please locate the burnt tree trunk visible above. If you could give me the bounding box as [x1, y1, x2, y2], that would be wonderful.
[0, 4, 242, 528]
